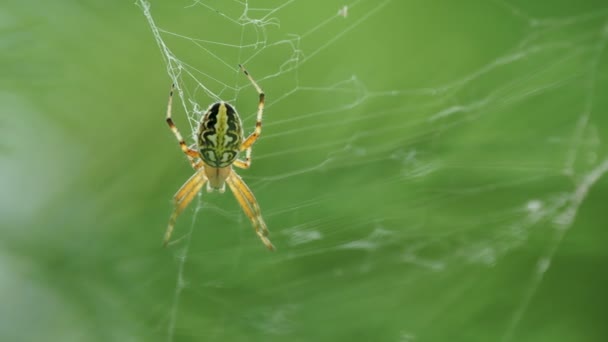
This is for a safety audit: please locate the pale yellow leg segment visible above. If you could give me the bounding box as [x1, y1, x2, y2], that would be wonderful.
[188, 143, 205, 170]
[166, 83, 200, 169]
[233, 158, 250, 169]
[226, 170, 274, 251]
[164, 170, 208, 246]
[239, 64, 265, 151]
[228, 172, 269, 237]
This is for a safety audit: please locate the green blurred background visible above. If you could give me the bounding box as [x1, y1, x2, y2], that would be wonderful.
[2, 0, 608, 341]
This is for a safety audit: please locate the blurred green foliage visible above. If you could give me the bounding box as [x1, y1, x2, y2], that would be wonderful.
[1, 1, 608, 341]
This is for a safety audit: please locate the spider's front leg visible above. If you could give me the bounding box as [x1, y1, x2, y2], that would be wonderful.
[233, 152, 251, 169]
[238, 64, 265, 168]
[165, 83, 200, 169]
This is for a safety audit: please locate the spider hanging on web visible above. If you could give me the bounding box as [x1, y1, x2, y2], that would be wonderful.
[163, 64, 274, 251]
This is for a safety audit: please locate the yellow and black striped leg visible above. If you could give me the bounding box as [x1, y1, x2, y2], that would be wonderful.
[164, 170, 208, 246]
[226, 170, 274, 251]
[166, 83, 199, 168]
[239, 65, 265, 151]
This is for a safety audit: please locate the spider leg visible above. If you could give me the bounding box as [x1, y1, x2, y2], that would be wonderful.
[233, 157, 250, 169]
[187, 143, 205, 170]
[239, 65, 265, 151]
[164, 169, 208, 246]
[166, 83, 200, 169]
[226, 169, 274, 251]
[227, 171, 270, 238]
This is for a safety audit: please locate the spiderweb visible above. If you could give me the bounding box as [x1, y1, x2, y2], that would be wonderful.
[138, 1, 608, 341]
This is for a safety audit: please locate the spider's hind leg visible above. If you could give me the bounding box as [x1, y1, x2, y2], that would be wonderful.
[164, 170, 208, 246]
[226, 170, 274, 250]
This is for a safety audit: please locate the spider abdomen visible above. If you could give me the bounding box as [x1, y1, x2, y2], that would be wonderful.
[197, 102, 243, 167]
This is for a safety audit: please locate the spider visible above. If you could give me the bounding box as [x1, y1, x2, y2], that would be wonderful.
[163, 65, 274, 251]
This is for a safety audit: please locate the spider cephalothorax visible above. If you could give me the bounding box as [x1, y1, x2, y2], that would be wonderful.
[162, 65, 274, 250]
